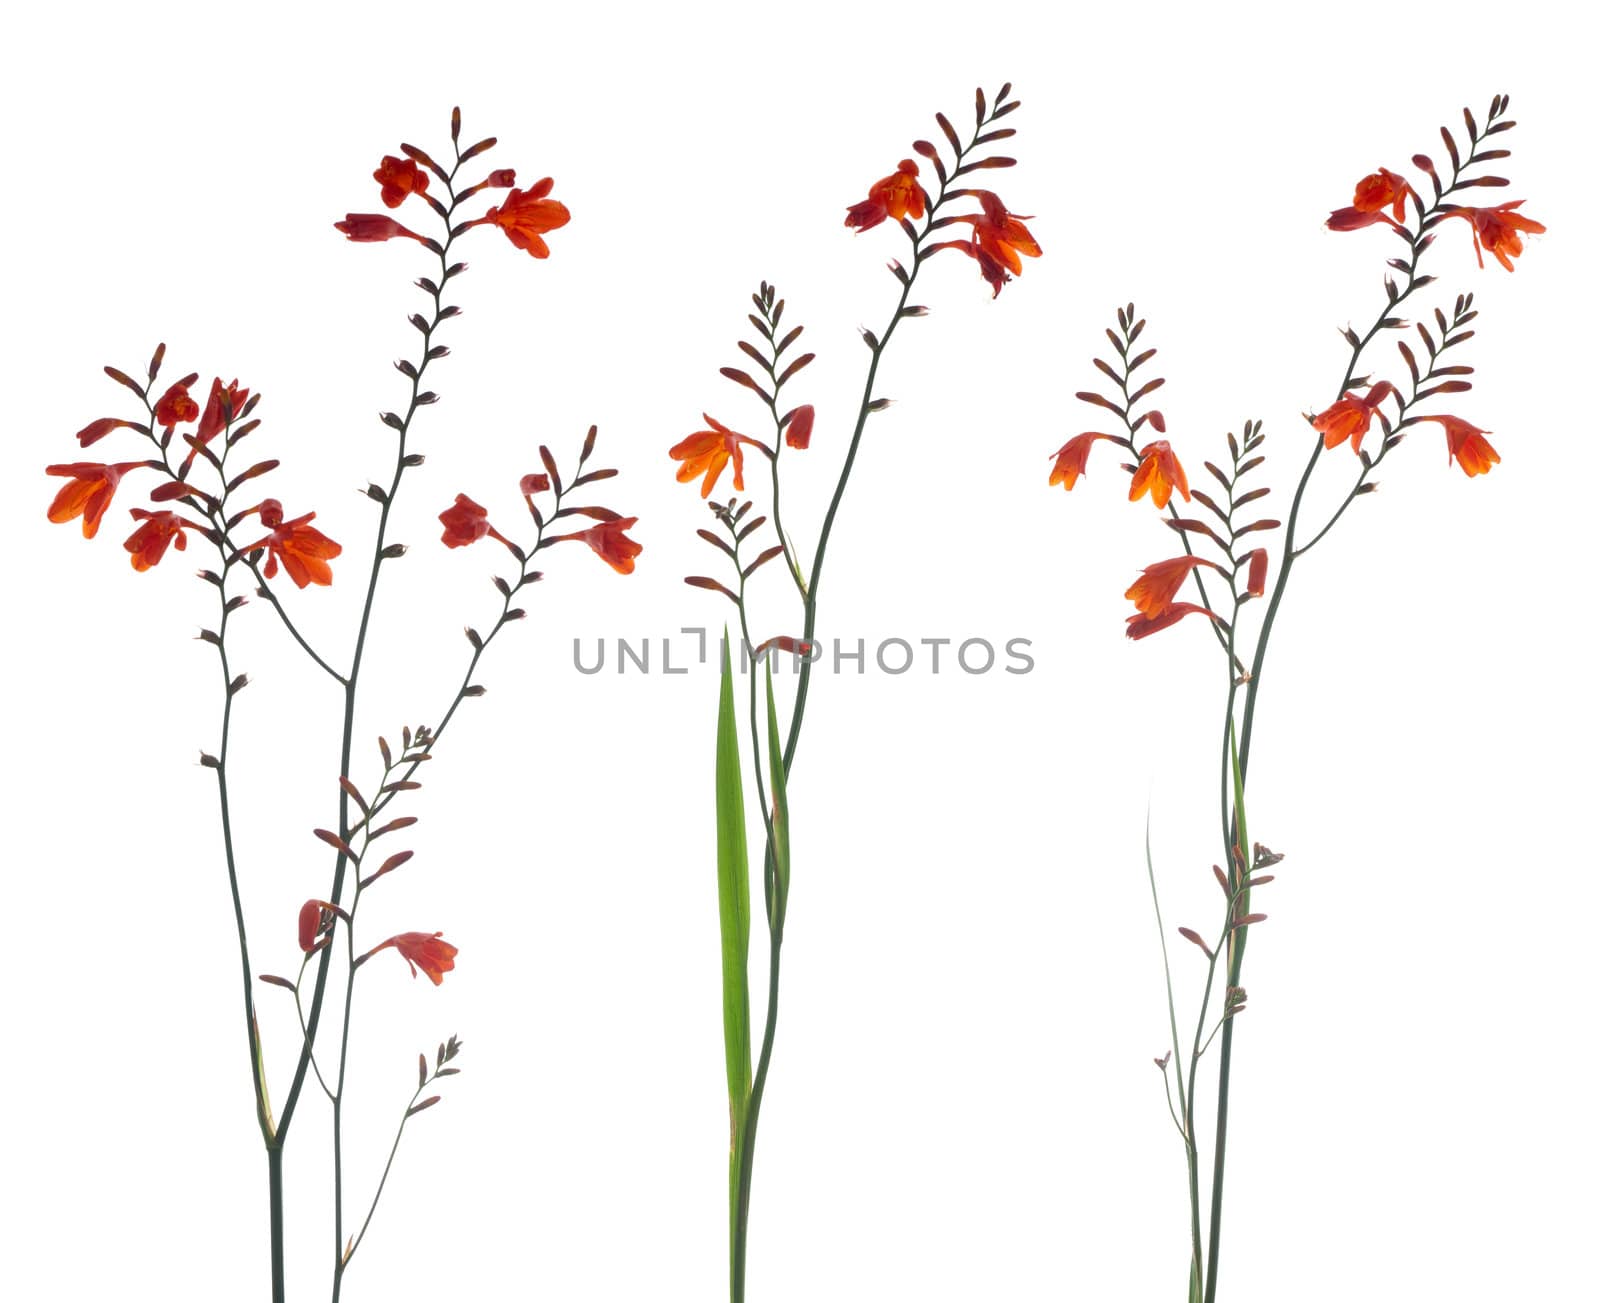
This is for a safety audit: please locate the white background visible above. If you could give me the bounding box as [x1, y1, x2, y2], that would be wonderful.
[3, 2, 1595, 1300]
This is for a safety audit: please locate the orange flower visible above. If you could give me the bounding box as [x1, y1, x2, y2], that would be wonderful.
[1245, 548, 1269, 598]
[297, 899, 342, 952]
[1049, 432, 1114, 491]
[785, 404, 815, 450]
[519, 472, 550, 496]
[671, 415, 766, 498]
[1126, 602, 1219, 641]
[246, 499, 342, 588]
[1125, 556, 1220, 618]
[569, 517, 643, 575]
[844, 160, 927, 231]
[335, 213, 429, 244]
[1129, 440, 1190, 509]
[438, 493, 518, 551]
[1443, 201, 1546, 272]
[1311, 381, 1395, 455]
[364, 931, 458, 985]
[124, 508, 200, 571]
[154, 381, 199, 428]
[75, 417, 137, 448]
[195, 377, 250, 446]
[959, 191, 1042, 297]
[374, 155, 430, 208]
[46, 461, 144, 538]
[1327, 167, 1411, 231]
[1418, 414, 1501, 477]
[472, 179, 570, 257]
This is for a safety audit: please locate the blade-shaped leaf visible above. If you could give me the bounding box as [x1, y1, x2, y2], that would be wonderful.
[715, 636, 753, 1148]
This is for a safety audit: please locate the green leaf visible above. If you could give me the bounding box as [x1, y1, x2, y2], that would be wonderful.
[1226, 720, 1251, 978]
[715, 635, 752, 1151]
[764, 663, 791, 937]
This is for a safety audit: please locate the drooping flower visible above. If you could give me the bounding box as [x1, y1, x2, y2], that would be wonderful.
[297, 899, 344, 953]
[1129, 440, 1190, 509]
[1125, 555, 1221, 618]
[335, 213, 429, 244]
[124, 508, 200, 571]
[46, 461, 144, 538]
[1126, 601, 1220, 641]
[154, 381, 199, 428]
[1442, 201, 1546, 272]
[844, 160, 927, 232]
[1417, 414, 1501, 477]
[245, 499, 342, 587]
[75, 417, 138, 448]
[670, 415, 767, 498]
[195, 377, 250, 447]
[364, 931, 459, 985]
[1049, 432, 1115, 491]
[471, 179, 570, 257]
[373, 155, 431, 208]
[566, 517, 643, 575]
[784, 405, 815, 451]
[956, 191, 1042, 297]
[1311, 381, 1396, 455]
[1327, 167, 1412, 230]
[439, 493, 517, 551]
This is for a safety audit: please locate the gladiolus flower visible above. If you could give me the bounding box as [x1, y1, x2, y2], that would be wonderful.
[1126, 602, 1220, 641]
[1417, 414, 1501, 477]
[195, 378, 250, 447]
[844, 159, 927, 231]
[154, 381, 199, 428]
[566, 517, 643, 575]
[1442, 201, 1546, 272]
[124, 508, 200, 571]
[335, 213, 429, 244]
[956, 191, 1042, 297]
[1125, 555, 1221, 618]
[1311, 381, 1395, 455]
[244, 499, 342, 588]
[75, 417, 137, 448]
[471, 179, 570, 257]
[439, 493, 517, 551]
[671, 415, 766, 498]
[785, 405, 815, 450]
[364, 931, 458, 985]
[373, 155, 431, 208]
[1049, 432, 1114, 491]
[46, 461, 143, 538]
[1129, 440, 1190, 509]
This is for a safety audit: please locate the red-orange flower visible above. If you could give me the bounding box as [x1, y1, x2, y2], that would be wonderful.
[1049, 432, 1114, 491]
[957, 191, 1042, 297]
[297, 899, 343, 952]
[520, 472, 550, 496]
[46, 461, 144, 538]
[374, 155, 431, 208]
[1129, 440, 1190, 509]
[1418, 414, 1501, 477]
[335, 213, 429, 244]
[1125, 556, 1220, 618]
[439, 493, 517, 551]
[364, 931, 458, 985]
[1126, 602, 1219, 641]
[195, 377, 250, 446]
[1311, 381, 1395, 455]
[844, 160, 927, 231]
[75, 417, 137, 448]
[1327, 167, 1411, 231]
[568, 517, 643, 575]
[245, 499, 342, 588]
[1245, 548, 1269, 598]
[472, 179, 570, 257]
[154, 381, 199, 428]
[670, 415, 766, 498]
[124, 508, 200, 571]
[1443, 201, 1546, 272]
[785, 405, 815, 451]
